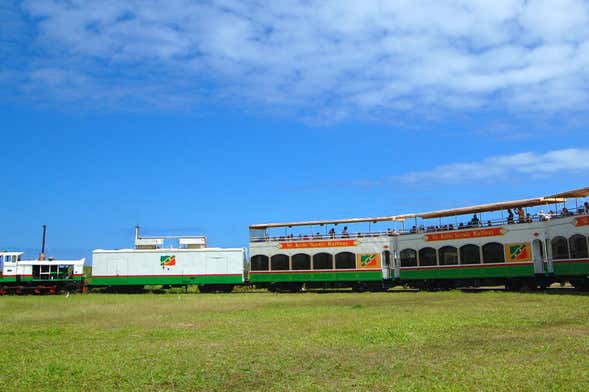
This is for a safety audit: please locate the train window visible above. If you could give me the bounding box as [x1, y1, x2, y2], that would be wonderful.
[439, 246, 458, 265]
[418, 247, 437, 266]
[270, 254, 289, 270]
[482, 242, 505, 263]
[313, 253, 333, 269]
[569, 235, 588, 259]
[250, 255, 269, 271]
[400, 249, 417, 267]
[460, 244, 481, 264]
[292, 254, 311, 270]
[551, 237, 569, 260]
[335, 252, 355, 269]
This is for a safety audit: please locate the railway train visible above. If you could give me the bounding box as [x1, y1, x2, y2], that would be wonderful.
[1, 186, 589, 294]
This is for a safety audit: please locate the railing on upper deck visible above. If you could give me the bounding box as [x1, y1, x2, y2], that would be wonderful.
[250, 230, 396, 243]
[250, 206, 589, 242]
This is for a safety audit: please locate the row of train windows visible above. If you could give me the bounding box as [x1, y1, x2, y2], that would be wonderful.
[251, 235, 589, 271]
[399, 243, 503, 267]
[251, 252, 356, 271]
[551, 235, 588, 260]
[399, 235, 589, 267]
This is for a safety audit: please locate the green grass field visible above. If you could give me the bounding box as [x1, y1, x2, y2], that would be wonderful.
[1, 291, 588, 391]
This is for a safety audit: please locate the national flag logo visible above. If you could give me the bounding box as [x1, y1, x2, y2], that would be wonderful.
[160, 255, 176, 267]
[506, 243, 531, 262]
[359, 254, 379, 268]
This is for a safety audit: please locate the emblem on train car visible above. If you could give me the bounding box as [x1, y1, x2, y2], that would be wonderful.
[160, 255, 176, 267]
[425, 227, 504, 242]
[504, 243, 532, 262]
[357, 254, 381, 269]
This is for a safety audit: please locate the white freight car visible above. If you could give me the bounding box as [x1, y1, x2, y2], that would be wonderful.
[90, 226, 247, 292]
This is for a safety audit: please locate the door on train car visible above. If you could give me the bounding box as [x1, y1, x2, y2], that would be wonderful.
[532, 239, 545, 275]
[382, 250, 392, 280]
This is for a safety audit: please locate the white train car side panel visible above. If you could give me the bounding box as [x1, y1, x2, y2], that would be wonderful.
[91, 248, 246, 286]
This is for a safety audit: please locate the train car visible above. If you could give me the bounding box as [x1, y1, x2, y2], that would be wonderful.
[393, 186, 589, 290]
[90, 226, 247, 292]
[0, 251, 85, 295]
[249, 186, 589, 292]
[249, 217, 395, 292]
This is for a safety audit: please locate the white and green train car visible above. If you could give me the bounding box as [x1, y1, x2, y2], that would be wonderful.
[90, 248, 247, 292]
[90, 226, 247, 292]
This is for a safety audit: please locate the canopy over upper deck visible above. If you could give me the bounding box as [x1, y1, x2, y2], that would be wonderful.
[250, 186, 588, 230]
[396, 197, 566, 220]
[396, 186, 589, 220]
[545, 186, 589, 199]
[249, 216, 400, 230]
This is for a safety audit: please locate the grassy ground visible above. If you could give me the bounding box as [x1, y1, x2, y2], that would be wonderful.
[1, 291, 588, 391]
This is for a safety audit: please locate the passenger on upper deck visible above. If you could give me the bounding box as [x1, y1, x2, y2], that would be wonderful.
[584, 202, 589, 214]
[470, 214, 480, 227]
[387, 228, 393, 236]
[342, 226, 349, 238]
[507, 209, 515, 224]
[526, 213, 532, 223]
[539, 210, 549, 221]
[517, 207, 525, 223]
[329, 228, 336, 238]
[562, 207, 571, 217]
[487, 220, 492, 227]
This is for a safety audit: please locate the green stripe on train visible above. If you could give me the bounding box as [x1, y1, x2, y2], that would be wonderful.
[88, 275, 243, 286]
[249, 271, 382, 283]
[399, 264, 534, 280]
[553, 261, 589, 277]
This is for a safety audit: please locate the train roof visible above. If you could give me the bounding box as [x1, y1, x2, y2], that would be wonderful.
[249, 215, 400, 230]
[250, 186, 588, 228]
[545, 186, 589, 199]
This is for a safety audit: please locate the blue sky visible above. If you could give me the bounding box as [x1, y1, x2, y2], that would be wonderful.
[1, 0, 588, 261]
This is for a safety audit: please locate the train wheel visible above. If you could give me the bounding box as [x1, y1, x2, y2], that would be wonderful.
[198, 285, 211, 293]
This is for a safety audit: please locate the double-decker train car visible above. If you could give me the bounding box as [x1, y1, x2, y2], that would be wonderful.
[394, 187, 589, 290]
[89, 226, 247, 292]
[249, 218, 396, 292]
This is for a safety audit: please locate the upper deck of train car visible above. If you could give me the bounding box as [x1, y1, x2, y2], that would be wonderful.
[249, 186, 589, 249]
[391, 186, 589, 238]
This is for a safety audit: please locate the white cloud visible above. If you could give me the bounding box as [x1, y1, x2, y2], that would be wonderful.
[400, 148, 589, 184]
[11, 0, 589, 119]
